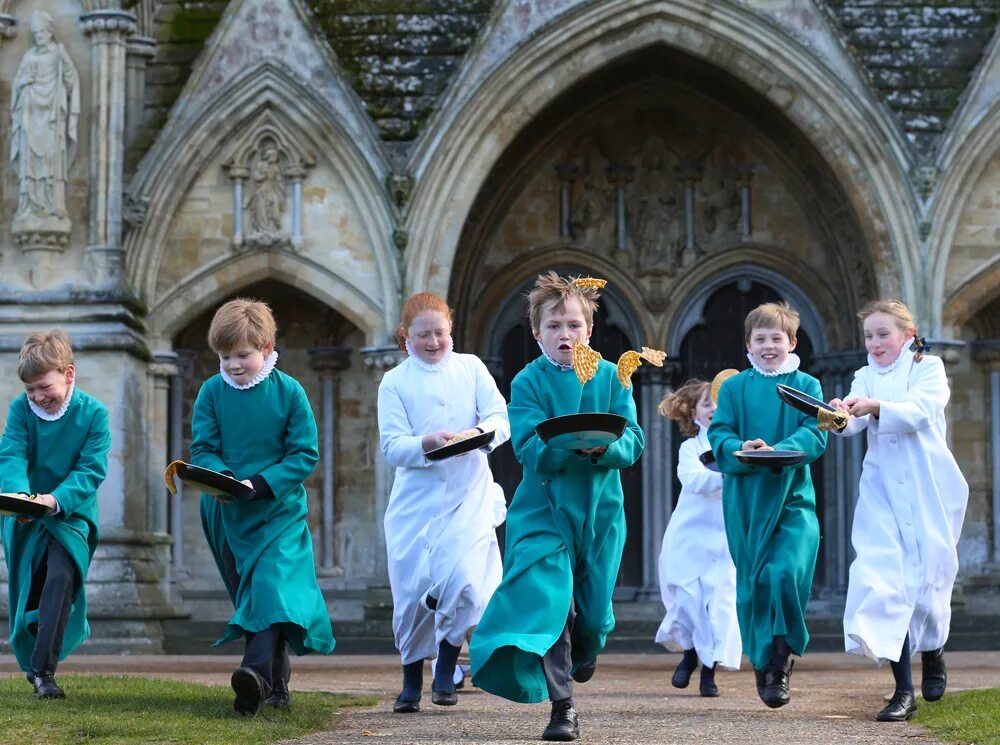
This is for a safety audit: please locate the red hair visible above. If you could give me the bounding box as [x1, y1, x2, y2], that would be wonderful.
[395, 292, 453, 352]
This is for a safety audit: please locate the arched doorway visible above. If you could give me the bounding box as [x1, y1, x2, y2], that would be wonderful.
[480, 275, 647, 593]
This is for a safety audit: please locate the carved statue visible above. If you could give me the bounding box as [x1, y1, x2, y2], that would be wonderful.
[631, 138, 682, 271]
[10, 11, 79, 237]
[245, 143, 286, 234]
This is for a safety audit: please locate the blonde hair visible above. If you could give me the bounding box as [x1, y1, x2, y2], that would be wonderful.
[395, 292, 453, 353]
[527, 271, 600, 331]
[17, 329, 74, 382]
[857, 299, 924, 362]
[207, 298, 277, 353]
[745, 301, 800, 343]
[657, 379, 709, 438]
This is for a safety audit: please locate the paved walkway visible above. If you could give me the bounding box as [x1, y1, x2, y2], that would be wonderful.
[3, 652, 999, 744]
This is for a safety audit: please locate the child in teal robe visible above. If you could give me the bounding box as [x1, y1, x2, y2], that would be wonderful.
[0, 330, 110, 699]
[708, 302, 827, 709]
[190, 298, 334, 716]
[471, 273, 644, 742]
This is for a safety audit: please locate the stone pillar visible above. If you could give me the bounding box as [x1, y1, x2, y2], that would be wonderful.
[607, 164, 634, 252]
[734, 165, 754, 240]
[146, 353, 176, 538]
[124, 34, 156, 151]
[554, 164, 580, 239]
[635, 361, 677, 598]
[360, 345, 405, 619]
[79, 6, 137, 288]
[308, 346, 353, 573]
[973, 341, 1000, 564]
[160, 349, 194, 573]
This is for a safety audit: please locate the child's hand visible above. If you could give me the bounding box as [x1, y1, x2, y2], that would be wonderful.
[845, 397, 880, 418]
[578, 446, 608, 456]
[17, 494, 58, 522]
[742, 438, 773, 452]
[829, 398, 849, 412]
[422, 431, 454, 452]
[241, 479, 253, 488]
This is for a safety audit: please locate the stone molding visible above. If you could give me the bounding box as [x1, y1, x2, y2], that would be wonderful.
[403, 0, 919, 313]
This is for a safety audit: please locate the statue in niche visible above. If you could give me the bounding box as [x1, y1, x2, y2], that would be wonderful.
[569, 150, 611, 246]
[698, 160, 739, 247]
[245, 143, 286, 235]
[631, 138, 682, 272]
[10, 10, 79, 244]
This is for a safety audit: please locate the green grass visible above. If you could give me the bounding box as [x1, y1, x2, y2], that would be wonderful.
[918, 688, 1000, 745]
[0, 675, 377, 745]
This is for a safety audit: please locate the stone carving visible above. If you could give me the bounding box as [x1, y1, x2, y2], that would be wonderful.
[569, 150, 613, 245]
[698, 159, 739, 244]
[10, 11, 79, 250]
[630, 137, 682, 273]
[123, 192, 150, 232]
[246, 142, 286, 235]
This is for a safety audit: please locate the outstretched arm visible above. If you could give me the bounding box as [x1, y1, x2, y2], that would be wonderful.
[509, 374, 574, 473]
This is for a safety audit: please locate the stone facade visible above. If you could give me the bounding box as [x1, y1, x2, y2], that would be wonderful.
[1, 0, 999, 650]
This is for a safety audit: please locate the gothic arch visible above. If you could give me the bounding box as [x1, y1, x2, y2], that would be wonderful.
[943, 256, 1000, 331]
[146, 250, 381, 345]
[404, 0, 917, 308]
[125, 62, 399, 341]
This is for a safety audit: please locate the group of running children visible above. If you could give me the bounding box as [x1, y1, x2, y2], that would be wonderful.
[0, 270, 968, 742]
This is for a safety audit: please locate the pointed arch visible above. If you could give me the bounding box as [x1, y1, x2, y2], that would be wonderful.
[404, 0, 917, 311]
[125, 61, 399, 340]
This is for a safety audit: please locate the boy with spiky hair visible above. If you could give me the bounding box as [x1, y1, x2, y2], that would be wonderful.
[0, 329, 111, 699]
[471, 272, 644, 742]
[708, 302, 828, 709]
[192, 298, 334, 716]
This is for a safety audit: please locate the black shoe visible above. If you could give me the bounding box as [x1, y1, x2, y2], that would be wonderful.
[699, 665, 719, 697]
[231, 667, 265, 716]
[671, 660, 696, 689]
[754, 668, 766, 699]
[393, 692, 421, 713]
[431, 687, 458, 706]
[921, 649, 947, 702]
[572, 659, 597, 684]
[26, 670, 65, 700]
[761, 659, 793, 709]
[876, 689, 917, 721]
[264, 683, 290, 709]
[542, 701, 579, 742]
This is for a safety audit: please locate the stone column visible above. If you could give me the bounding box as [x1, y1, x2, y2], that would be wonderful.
[124, 34, 156, 151]
[973, 341, 1000, 563]
[554, 164, 581, 239]
[607, 164, 634, 252]
[635, 361, 677, 598]
[79, 6, 136, 287]
[146, 353, 176, 539]
[164, 349, 194, 572]
[308, 346, 353, 573]
[360, 345, 405, 619]
[734, 165, 754, 240]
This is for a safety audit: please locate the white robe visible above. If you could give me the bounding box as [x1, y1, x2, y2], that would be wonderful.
[378, 350, 510, 664]
[655, 426, 742, 670]
[835, 348, 968, 662]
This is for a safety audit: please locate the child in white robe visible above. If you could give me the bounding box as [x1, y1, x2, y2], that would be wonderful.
[830, 299, 968, 722]
[377, 292, 511, 713]
[655, 378, 741, 697]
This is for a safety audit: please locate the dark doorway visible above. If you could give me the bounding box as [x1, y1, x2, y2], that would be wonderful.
[673, 280, 825, 587]
[486, 296, 645, 589]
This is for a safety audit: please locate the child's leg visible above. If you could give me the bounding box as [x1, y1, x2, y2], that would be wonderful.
[671, 648, 699, 689]
[393, 659, 424, 713]
[431, 639, 461, 705]
[699, 663, 719, 697]
[30, 540, 80, 675]
[265, 632, 291, 708]
[541, 608, 579, 742]
[876, 634, 917, 721]
[890, 634, 914, 693]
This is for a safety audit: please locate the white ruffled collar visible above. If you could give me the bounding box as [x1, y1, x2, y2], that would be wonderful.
[221, 350, 278, 390]
[404, 338, 454, 371]
[747, 352, 801, 377]
[870, 344, 914, 375]
[537, 340, 575, 372]
[28, 381, 75, 421]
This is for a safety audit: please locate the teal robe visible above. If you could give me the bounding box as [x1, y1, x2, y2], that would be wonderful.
[470, 357, 644, 703]
[191, 369, 334, 656]
[707, 368, 827, 670]
[0, 390, 110, 671]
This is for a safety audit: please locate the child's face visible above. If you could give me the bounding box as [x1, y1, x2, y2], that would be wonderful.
[694, 387, 716, 429]
[406, 310, 452, 365]
[533, 298, 592, 366]
[746, 326, 796, 372]
[863, 311, 912, 367]
[24, 366, 75, 414]
[219, 341, 273, 385]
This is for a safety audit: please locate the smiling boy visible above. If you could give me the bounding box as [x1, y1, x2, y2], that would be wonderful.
[470, 272, 644, 742]
[0, 330, 111, 699]
[707, 302, 828, 709]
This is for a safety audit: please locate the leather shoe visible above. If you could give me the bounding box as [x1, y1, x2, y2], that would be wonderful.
[431, 687, 458, 706]
[876, 689, 917, 721]
[264, 682, 290, 709]
[27, 670, 65, 700]
[671, 660, 695, 689]
[761, 659, 793, 708]
[699, 665, 719, 697]
[572, 659, 596, 684]
[393, 692, 421, 713]
[921, 649, 947, 702]
[754, 668, 766, 699]
[231, 667, 265, 716]
[542, 701, 579, 742]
